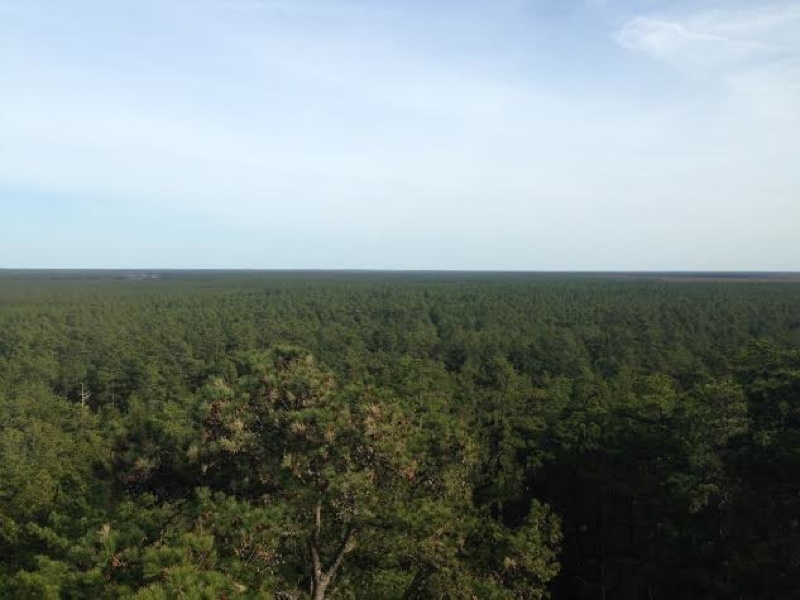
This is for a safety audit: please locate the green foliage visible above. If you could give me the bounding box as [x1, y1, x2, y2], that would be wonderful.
[2, 272, 800, 598]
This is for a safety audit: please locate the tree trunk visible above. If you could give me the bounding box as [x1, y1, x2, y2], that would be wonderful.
[308, 502, 357, 600]
[311, 576, 329, 600]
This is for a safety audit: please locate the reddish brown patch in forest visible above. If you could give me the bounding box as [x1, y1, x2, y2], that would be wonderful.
[658, 277, 800, 283]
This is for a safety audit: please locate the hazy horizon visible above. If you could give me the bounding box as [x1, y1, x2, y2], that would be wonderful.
[3, 268, 800, 276]
[2, 0, 799, 270]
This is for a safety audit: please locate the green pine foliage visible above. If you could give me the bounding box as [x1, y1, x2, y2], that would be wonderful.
[1, 271, 800, 598]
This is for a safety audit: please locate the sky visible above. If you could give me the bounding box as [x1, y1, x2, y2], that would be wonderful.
[1, 0, 799, 270]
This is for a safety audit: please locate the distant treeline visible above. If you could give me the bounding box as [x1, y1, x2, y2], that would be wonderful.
[1, 273, 799, 598]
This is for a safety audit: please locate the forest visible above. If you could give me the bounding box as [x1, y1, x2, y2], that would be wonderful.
[1, 270, 799, 599]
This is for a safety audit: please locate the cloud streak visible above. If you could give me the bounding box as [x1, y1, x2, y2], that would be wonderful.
[618, 3, 800, 128]
[618, 5, 799, 63]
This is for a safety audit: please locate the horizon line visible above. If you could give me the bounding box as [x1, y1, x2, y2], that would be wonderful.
[2, 268, 800, 274]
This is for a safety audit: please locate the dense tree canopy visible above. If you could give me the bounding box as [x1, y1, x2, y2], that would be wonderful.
[1, 271, 799, 598]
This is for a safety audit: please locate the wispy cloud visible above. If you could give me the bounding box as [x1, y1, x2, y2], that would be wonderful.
[617, 3, 800, 124]
[617, 5, 800, 66]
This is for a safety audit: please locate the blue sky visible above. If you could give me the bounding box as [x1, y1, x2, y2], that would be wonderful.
[1, 0, 799, 269]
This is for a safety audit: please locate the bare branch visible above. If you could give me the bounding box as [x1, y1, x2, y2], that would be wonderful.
[325, 525, 357, 582]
